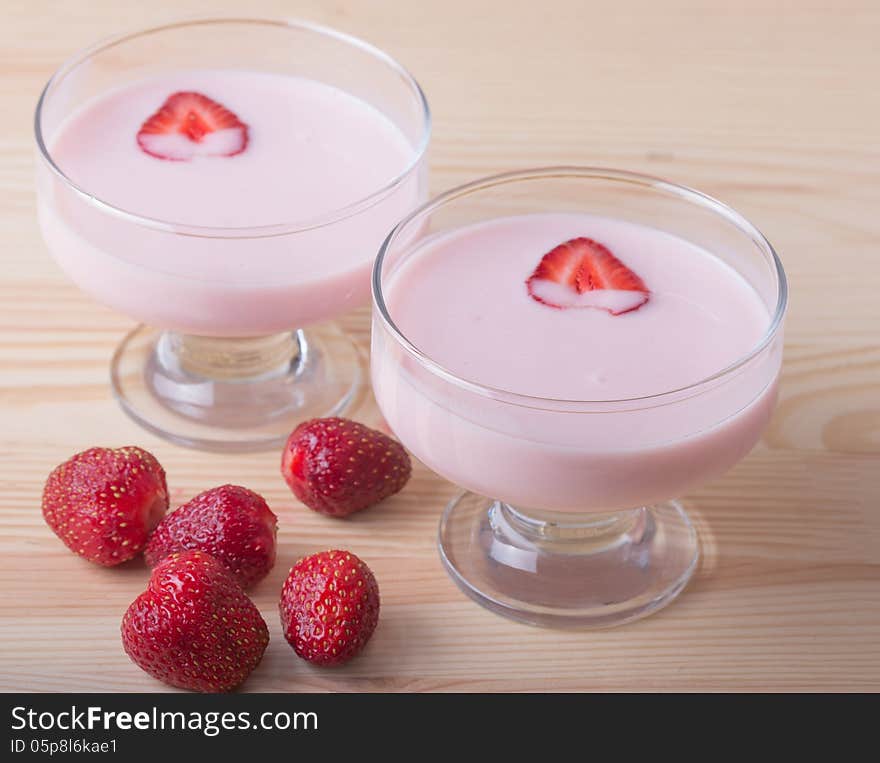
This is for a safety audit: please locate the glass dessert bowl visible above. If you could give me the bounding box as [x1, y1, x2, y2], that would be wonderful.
[35, 17, 430, 451]
[371, 167, 787, 628]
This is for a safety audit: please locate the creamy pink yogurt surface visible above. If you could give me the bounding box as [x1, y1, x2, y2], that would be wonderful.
[39, 70, 423, 335]
[372, 214, 783, 511]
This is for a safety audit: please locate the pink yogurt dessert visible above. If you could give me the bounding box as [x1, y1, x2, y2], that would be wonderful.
[38, 70, 425, 336]
[372, 213, 783, 512]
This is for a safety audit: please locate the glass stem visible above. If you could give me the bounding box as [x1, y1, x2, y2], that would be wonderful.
[163, 330, 304, 381]
[489, 502, 651, 553]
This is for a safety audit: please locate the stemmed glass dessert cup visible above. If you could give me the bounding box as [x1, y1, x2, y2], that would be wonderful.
[371, 167, 787, 628]
[34, 18, 430, 452]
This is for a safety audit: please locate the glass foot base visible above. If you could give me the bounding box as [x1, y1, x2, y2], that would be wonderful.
[110, 323, 363, 452]
[438, 493, 699, 629]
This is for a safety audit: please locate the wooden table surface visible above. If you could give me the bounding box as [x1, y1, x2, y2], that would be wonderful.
[1, 0, 878, 692]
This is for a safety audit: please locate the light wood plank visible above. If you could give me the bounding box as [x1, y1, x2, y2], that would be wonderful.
[1, 0, 878, 691]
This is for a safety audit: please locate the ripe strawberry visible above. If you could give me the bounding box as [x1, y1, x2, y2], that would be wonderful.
[122, 550, 269, 693]
[136, 91, 248, 161]
[42, 446, 168, 566]
[526, 237, 650, 314]
[279, 549, 380, 666]
[145, 485, 277, 588]
[281, 418, 411, 518]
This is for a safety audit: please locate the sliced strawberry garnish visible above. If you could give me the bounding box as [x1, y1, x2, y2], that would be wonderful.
[136, 91, 248, 161]
[526, 237, 650, 315]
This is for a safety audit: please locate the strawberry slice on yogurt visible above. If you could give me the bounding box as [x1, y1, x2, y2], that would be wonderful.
[136, 91, 248, 161]
[526, 237, 650, 315]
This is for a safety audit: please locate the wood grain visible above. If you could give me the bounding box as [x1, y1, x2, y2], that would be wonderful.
[1, 0, 878, 692]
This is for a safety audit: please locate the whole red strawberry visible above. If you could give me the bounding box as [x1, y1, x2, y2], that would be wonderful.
[122, 550, 269, 692]
[281, 418, 411, 517]
[42, 446, 168, 566]
[145, 485, 277, 588]
[279, 549, 380, 666]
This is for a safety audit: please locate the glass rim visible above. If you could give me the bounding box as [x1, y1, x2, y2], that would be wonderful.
[372, 166, 789, 409]
[33, 16, 432, 240]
